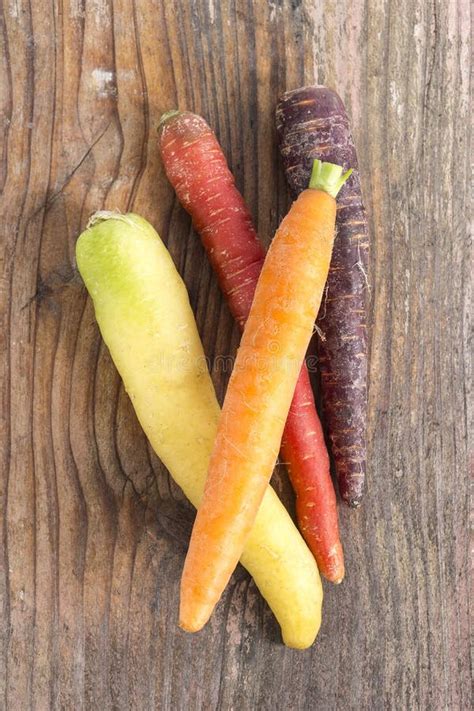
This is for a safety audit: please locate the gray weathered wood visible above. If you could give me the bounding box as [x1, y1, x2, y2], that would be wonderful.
[0, 0, 471, 708]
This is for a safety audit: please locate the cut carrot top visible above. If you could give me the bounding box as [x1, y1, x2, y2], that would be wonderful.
[309, 159, 352, 196]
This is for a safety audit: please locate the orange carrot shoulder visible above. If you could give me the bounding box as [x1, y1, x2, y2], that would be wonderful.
[180, 159, 352, 633]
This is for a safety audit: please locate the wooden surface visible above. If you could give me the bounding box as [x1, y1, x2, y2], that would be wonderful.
[1, 1, 471, 709]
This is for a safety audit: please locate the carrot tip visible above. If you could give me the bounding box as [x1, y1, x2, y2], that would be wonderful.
[345, 496, 362, 508]
[179, 620, 199, 633]
[179, 597, 212, 633]
[158, 109, 181, 132]
[323, 567, 345, 584]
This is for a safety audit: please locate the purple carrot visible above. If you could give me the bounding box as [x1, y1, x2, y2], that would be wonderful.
[276, 86, 369, 507]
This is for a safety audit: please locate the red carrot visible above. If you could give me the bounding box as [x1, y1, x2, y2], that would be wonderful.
[276, 86, 369, 507]
[179, 159, 351, 632]
[158, 110, 344, 583]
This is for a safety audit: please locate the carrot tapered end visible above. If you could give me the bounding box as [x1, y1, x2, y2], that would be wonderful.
[179, 595, 213, 633]
[321, 542, 345, 584]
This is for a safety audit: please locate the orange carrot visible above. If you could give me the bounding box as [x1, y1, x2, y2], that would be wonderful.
[180, 159, 352, 632]
[158, 110, 343, 583]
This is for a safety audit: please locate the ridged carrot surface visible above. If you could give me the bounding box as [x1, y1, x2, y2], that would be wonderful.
[158, 111, 343, 583]
[276, 86, 369, 507]
[180, 161, 350, 632]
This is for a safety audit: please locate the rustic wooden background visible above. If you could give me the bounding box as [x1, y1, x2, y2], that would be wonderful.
[1, 0, 471, 709]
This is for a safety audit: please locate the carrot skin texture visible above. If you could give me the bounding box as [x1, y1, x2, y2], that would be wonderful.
[276, 86, 369, 507]
[180, 188, 338, 632]
[158, 111, 343, 583]
[280, 373, 343, 582]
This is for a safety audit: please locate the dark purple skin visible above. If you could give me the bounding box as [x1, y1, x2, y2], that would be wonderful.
[276, 86, 369, 507]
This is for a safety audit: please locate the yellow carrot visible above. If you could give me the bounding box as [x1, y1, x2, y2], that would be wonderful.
[180, 160, 352, 633]
[76, 212, 322, 649]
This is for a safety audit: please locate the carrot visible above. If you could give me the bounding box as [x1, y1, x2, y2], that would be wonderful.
[276, 86, 369, 507]
[158, 110, 344, 583]
[179, 159, 352, 632]
[76, 212, 322, 649]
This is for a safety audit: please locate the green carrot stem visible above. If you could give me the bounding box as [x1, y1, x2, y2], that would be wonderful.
[309, 159, 352, 198]
[158, 109, 181, 130]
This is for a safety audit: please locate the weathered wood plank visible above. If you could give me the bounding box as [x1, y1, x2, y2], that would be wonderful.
[0, 0, 471, 709]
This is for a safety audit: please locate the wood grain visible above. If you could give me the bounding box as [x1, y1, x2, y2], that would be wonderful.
[0, 0, 471, 708]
